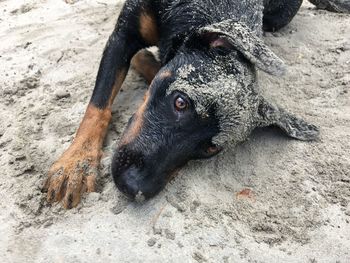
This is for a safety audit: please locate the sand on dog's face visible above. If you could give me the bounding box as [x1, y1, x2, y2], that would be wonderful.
[0, 1, 350, 262]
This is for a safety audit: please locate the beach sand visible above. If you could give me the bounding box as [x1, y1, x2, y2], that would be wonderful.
[0, 1, 349, 262]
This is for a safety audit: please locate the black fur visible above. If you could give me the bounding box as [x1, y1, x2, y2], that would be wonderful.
[90, 0, 303, 108]
[263, 0, 303, 31]
[112, 61, 220, 199]
[89, 0, 305, 199]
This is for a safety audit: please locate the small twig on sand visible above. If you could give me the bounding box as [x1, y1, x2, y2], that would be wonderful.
[97, 2, 108, 6]
[56, 52, 64, 63]
[150, 203, 167, 229]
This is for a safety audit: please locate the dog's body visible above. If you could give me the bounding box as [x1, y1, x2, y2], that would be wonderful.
[44, 0, 318, 208]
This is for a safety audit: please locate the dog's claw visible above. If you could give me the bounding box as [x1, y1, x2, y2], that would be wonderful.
[44, 147, 99, 209]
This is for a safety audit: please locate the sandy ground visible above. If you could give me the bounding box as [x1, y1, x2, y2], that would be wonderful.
[0, 0, 349, 262]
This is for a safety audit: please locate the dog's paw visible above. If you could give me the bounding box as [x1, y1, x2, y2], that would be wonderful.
[44, 146, 99, 209]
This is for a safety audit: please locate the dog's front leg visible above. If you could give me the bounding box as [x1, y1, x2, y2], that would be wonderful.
[44, 1, 159, 209]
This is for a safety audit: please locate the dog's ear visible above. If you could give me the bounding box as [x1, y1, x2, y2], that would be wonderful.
[198, 19, 286, 76]
[257, 97, 319, 141]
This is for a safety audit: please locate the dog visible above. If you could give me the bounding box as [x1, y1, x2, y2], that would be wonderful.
[44, 0, 319, 209]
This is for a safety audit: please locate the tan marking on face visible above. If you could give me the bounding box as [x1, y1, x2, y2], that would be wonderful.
[118, 69, 173, 145]
[108, 68, 128, 107]
[148, 69, 173, 87]
[139, 12, 159, 45]
[120, 91, 150, 145]
[158, 70, 172, 79]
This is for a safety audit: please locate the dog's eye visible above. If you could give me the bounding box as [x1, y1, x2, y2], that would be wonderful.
[174, 96, 188, 111]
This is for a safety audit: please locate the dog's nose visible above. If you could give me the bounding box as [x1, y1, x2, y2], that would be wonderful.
[114, 165, 144, 199]
[111, 147, 144, 198]
[112, 146, 166, 200]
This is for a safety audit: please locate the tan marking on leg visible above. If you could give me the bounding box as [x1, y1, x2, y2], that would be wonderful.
[108, 68, 128, 107]
[120, 90, 150, 145]
[70, 104, 112, 158]
[45, 104, 112, 209]
[131, 49, 161, 84]
[139, 12, 159, 45]
[46, 58, 129, 208]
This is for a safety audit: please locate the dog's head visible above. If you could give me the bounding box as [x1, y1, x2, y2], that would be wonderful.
[111, 20, 316, 200]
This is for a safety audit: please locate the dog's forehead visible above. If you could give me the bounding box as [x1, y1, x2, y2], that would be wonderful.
[167, 60, 251, 107]
[167, 62, 259, 146]
[168, 65, 240, 115]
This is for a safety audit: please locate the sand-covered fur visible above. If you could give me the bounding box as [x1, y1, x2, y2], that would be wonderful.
[167, 19, 318, 146]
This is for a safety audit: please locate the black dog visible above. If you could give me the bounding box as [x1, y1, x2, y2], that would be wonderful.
[44, 0, 318, 208]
